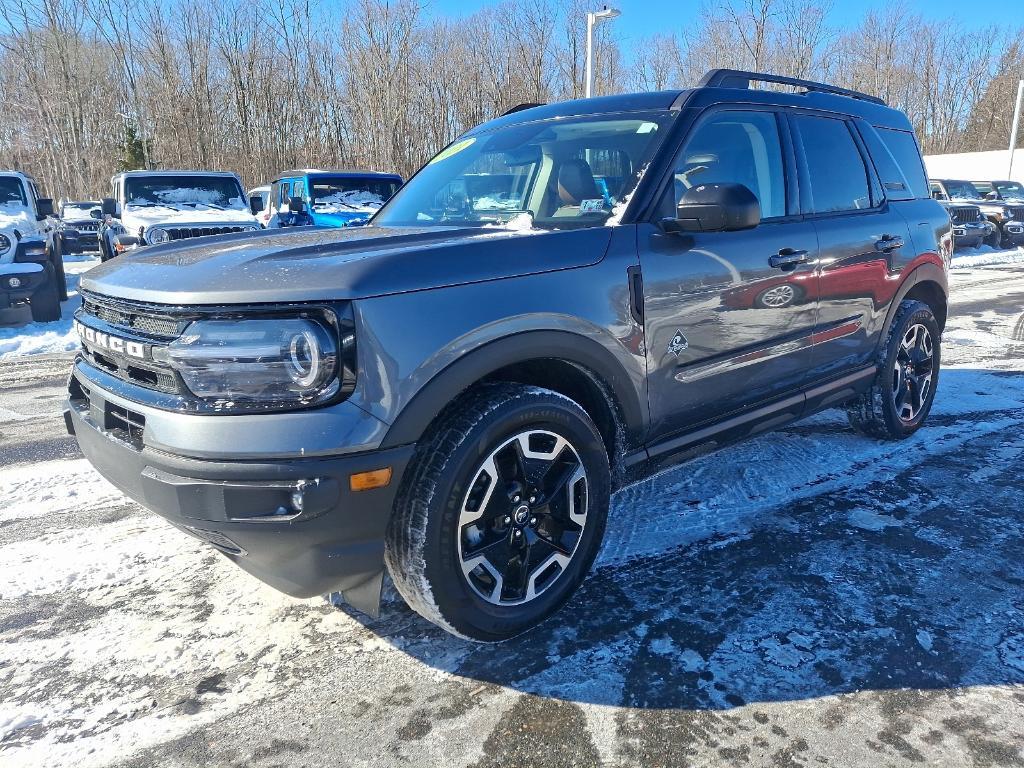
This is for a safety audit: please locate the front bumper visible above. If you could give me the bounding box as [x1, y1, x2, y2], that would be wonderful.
[65, 368, 414, 613]
[1001, 221, 1024, 245]
[0, 264, 47, 309]
[952, 221, 987, 248]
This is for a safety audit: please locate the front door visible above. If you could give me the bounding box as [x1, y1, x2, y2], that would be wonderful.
[639, 108, 820, 442]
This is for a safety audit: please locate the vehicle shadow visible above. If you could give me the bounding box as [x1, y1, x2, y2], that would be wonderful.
[340, 369, 1024, 710]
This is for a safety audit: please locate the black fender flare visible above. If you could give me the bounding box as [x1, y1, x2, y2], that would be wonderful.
[876, 261, 949, 353]
[379, 330, 646, 449]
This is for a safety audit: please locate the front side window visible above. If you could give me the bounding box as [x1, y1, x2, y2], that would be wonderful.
[659, 109, 786, 220]
[374, 111, 676, 229]
[309, 176, 399, 213]
[994, 180, 1024, 200]
[0, 177, 28, 206]
[124, 175, 246, 209]
[795, 115, 872, 213]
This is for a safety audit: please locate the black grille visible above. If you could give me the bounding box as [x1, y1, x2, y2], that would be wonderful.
[950, 207, 980, 224]
[82, 296, 187, 338]
[1009, 206, 1024, 221]
[166, 226, 247, 241]
[74, 222, 100, 232]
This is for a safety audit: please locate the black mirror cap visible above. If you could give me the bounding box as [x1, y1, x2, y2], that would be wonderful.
[101, 197, 117, 216]
[36, 198, 54, 219]
[288, 196, 306, 214]
[89, 208, 102, 219]
[666, 183, 761, 233]
[249, 195, 264, 216]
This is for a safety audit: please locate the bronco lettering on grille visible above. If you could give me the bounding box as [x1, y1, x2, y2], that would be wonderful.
[74, 320, 148, 359]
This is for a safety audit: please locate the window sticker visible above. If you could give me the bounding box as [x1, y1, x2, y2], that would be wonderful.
[429, 137, 476, 165]
[579, 198, 605, 214]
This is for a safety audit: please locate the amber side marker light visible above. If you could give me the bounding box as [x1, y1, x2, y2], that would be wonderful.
[350, 467, 392, 492]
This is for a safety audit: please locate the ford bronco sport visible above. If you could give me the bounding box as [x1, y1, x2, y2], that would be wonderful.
[66, 70, 950, 641]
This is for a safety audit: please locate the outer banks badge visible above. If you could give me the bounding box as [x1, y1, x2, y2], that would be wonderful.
[579, 198, 605, 214]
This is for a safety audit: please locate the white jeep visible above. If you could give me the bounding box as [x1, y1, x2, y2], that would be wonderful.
[98, 170, 262, 261]
[0, 171, 68, 323]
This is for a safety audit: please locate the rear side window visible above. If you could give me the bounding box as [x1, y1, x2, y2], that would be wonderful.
[794, 115, 871, 213]
[856, 122, 914, 202]
[876, 128, 929, 199]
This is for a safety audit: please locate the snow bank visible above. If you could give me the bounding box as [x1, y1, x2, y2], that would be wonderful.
[951, 245, 1024, 269]
[0, 255, 97, 358]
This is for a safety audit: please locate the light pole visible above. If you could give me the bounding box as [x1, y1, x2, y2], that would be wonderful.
[1008, 79, 1024, 179]
[585, 6, 621, 98]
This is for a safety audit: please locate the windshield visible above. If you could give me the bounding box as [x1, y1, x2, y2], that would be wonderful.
[0, 177, 28, 207]
[994, 181, 1024, 200]
[374, 111, 675, 229]
[310, 177, 399, 213]
[943, 180, 981, 200]
[124, 175, 246, 209]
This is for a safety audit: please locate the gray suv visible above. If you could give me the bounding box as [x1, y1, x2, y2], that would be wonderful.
[66, 70, 950, 641]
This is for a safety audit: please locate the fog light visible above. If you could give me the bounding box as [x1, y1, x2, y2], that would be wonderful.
[350, 467, 392, 492]
[8, 276, 21, 288]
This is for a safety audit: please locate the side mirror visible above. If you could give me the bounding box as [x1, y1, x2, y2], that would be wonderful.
[90, 208, 102, 219]
[288, 196, 306, 214]
[35, 198, 54, 220]
[661, 183, 760, 233]
[249, 195, 264, 216]
[101, 197, 118, 217]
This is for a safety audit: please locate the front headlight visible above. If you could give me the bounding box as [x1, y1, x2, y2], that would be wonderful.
[157, 316, 340, 406]
[0, 233, 10, 253]
[148, 227, 169, 244]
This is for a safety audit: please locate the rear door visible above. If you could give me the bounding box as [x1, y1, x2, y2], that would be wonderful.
[638, 107, 820, 442]
[790, 113, 914, 379]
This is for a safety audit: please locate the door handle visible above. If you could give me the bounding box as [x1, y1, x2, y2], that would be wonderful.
[769, 248, 809, 269]
[875, 235, 904, 252]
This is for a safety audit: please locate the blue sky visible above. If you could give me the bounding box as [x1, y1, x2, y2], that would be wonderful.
[425, 0, 1011, 46]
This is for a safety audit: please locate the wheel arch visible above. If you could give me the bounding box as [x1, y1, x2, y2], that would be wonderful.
[878, 262, 948, 350]
[379, 330, 646, 466]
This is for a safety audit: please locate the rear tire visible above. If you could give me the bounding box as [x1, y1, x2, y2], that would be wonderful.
[29, 264, 61, 323]
[847, 300, 940, 439]
[385, 382, 610, 642]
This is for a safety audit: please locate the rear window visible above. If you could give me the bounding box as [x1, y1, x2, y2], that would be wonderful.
[876, 128, 929, 199]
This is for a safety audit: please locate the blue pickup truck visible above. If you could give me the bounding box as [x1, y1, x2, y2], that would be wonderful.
[268, 170, 402, 228]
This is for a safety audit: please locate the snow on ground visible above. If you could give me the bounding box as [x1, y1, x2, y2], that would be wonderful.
[2, 261, 1024, 767]
[0, 255, 98, 358]
[950, 243, 1024, 268]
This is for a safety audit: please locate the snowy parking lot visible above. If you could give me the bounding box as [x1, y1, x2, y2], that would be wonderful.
[2, 251, 1024, 767]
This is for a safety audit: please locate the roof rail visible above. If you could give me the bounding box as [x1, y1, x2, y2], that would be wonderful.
[501, 102, 544, 117]
[698, 69, 886, 106]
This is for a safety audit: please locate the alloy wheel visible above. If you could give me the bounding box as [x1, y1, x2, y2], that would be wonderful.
[892, 322, 934, 422]
[457, 430, 588, 606]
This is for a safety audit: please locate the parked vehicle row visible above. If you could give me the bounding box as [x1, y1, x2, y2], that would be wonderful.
[65, 69, 951, 641]
[929, 178, 1024, 249]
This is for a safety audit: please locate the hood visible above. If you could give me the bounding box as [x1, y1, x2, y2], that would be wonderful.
[121, 203, 258, 232]
[80, 224, 613, 305]
[0, 203, 35, 235]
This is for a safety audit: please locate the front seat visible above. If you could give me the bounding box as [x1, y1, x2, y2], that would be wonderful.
[551, 159, 601, 217]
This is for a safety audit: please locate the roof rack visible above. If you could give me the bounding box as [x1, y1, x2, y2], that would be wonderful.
[501, 102, 544, 117]
[698, 69, 886, 106]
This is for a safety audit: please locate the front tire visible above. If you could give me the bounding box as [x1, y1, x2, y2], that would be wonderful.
[847, 299, 940, 439]
[29, 264, 61, 323]
[385, 383, 610, 642]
